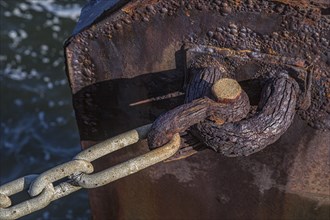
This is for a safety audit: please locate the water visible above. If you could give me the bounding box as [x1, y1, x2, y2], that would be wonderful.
[0, 0, 91, 219]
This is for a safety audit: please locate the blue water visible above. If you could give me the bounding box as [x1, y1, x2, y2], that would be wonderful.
[0, 0, 91, 219]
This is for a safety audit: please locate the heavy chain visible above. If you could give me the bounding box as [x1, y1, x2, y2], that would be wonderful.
[0, 124, 181, 219]
[0, 66, 307, 219]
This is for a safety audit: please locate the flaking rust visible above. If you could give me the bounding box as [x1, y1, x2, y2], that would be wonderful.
[181, 47, 310, 156]
[66, 0, 329, 138]
[65, 0, 330, 219]
[196, 74, 299, 156]
[148, 50, 302, 157]
[148, 77, 250, 150]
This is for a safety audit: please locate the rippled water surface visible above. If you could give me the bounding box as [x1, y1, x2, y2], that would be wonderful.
[0, 0, 91, 219]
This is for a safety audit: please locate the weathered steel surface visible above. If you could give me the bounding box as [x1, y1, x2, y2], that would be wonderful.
[65, 0, 329, 219]
[72, 0, 127, 35]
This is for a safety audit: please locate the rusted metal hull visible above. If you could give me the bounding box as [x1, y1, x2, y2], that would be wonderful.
[86, 126, 329, 219]
[65, 0, 329, 219]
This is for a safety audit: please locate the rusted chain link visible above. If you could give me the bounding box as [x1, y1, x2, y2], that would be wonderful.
[0, 124, 181, 219]
[147, 59, 301, 157]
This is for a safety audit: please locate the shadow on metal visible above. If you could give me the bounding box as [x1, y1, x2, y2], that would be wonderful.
[65, 0, 330, 219]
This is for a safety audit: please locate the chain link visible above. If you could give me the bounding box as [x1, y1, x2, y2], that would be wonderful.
[0, 124, 181, 219]
[0, 184, 55, 220]
[76, 133, 180, 188]
[0, 175, 38, 209]
[28, 160, 94, 197]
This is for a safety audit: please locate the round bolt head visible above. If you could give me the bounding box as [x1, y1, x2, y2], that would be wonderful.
[211, 78, 242, 102]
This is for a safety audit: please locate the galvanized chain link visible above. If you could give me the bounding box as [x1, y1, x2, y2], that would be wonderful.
[0, 124, 181, 219]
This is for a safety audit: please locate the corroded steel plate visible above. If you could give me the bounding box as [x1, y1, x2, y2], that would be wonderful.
[65, 0, 329, 219]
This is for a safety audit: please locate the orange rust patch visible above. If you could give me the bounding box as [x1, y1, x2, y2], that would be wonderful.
[121, 0, 160, 15]
[267, 48, 277, 55]
[233, 0, 243, 7]
[294, 60, 305, 68]
[273, 0, 310, 8]
[208, 115, 225, 125]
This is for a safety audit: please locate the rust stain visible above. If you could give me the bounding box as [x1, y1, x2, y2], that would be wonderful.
[273, 0, 310, 7]
[121, 0, 159, 15]
[65, 0, 330, 219]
